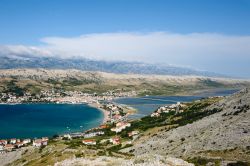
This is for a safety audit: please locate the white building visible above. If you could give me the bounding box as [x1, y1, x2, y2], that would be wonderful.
[84, 131, 104, 138]
[0, 140, 7, 145]
[128, 130, 139, 137]
[151, 112, 160, 117]
[10, 139, 17, 144]
[23, 139, 31, 144]
[111, 122, 131, 133]
[63, 134, 72, 140]
[33, 139, 48, 147]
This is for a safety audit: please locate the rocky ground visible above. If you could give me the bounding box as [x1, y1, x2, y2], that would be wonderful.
[55, 154, 194, 166]
[123, 89, 250, 164]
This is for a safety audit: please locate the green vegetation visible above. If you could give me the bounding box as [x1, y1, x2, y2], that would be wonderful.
[200, 79, 224, 87]
[4, 80, 25, 96]
[126, 97, 222, 132]
[187, 157, 250, 166]
[107, 144, 122, 152]
[62, 78, 97, 86]
[187, 157, 221, 166]
[64, 139, 83, 149]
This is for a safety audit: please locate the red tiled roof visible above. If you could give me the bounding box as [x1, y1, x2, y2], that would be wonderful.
[82, 139, 95, 142]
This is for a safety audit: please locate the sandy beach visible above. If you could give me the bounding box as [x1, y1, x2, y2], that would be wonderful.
[88, 103, 110, 124]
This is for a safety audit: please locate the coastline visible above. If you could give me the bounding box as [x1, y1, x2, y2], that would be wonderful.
[88, 103, 109, 124]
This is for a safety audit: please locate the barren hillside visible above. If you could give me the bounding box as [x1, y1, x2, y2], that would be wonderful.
[0, 69, 248, 95]
[123, 89, 250, 163]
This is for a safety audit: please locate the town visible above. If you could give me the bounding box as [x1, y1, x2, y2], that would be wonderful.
[0, 89, 137, 104]
[0, 137, 48, 153]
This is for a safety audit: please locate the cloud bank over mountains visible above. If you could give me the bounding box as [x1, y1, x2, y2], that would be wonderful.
[1, 32, 250, 77]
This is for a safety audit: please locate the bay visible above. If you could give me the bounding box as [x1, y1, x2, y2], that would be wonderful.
[0, 104, 103, 139]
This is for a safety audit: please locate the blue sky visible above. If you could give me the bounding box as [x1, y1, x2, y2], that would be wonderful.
[1, 0, 250, 44]
[0, 0, 250, 77]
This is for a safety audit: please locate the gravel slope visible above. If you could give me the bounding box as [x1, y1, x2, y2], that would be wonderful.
[123, 89, 250, 162]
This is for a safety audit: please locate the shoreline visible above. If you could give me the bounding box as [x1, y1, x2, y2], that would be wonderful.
[88, 102, 109, 124]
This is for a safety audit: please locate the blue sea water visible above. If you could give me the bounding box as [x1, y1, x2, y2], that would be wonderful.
[0, 104, 103, 139]
[114, 89, 239, 119]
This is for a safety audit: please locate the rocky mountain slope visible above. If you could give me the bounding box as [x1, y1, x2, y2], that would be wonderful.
[123, 89, 250, 163]
[54, 155, 194, 166]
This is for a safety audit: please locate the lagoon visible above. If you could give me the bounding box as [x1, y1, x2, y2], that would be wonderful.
[114, 89, 239, 119]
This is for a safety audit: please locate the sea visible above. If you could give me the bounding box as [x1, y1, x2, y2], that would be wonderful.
[0, 104, 103, 139]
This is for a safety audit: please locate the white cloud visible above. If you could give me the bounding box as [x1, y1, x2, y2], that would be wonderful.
[0, 45, 53, 57]
[1, 32, 250, 77]
[38, 32, 250, 63]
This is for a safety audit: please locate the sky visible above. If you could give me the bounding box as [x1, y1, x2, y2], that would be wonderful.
[0, 0, 250, 77]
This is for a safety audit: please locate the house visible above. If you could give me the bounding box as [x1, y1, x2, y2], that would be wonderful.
[84, 131, 104, 138]
[4, 144, 15, 151]
[42, 137, 49, 141]
[15, 142, 24, 148]
[0, 140, 7, 145]
[63, 134, 72, 140]
[82, 139, 96, 145]
[23, 139, 31, 144]
[99, 124, 108, 129]
[33, 139, 48, 147]
[111, 127, 123, 133]
[128, 131, 139, 137]
[116, 122, 131, 128]
[113, 114, 122, 120]
[111, 122, 131, 133]
[151, 112, 160, 117]
[10, 138, 17, 144]
[163, 109, 173, 113]
[110, 137, 121, 145]
[0, 145, 4, 151]
[70, 133, 83, 138]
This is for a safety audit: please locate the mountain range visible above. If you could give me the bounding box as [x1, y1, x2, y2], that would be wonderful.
[0, 52, 226, 77]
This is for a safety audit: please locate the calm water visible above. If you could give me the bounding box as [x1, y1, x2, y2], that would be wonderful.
[114, 89, 239, 119]
[0, 104, 103, 139]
